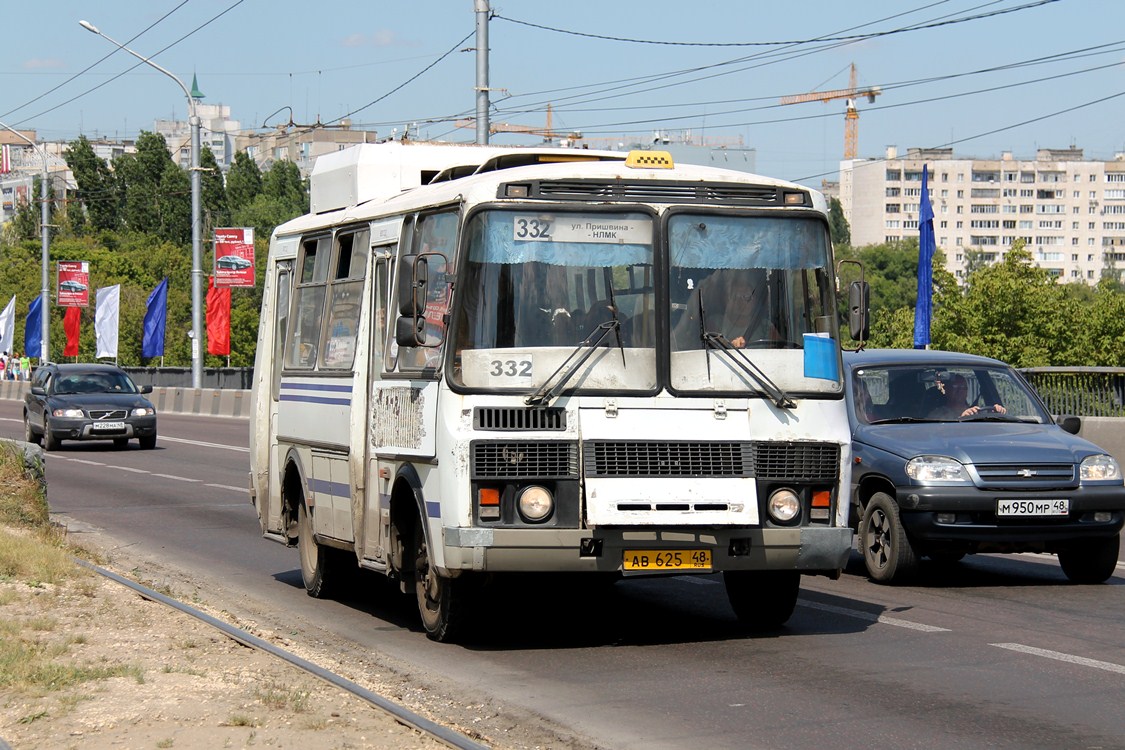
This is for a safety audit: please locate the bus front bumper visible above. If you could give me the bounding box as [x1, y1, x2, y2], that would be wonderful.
[441, 526, 852, 575]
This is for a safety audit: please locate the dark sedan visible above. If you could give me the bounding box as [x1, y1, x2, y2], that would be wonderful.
[24, 363, 157, 450]
[845, 349, 1124, 584]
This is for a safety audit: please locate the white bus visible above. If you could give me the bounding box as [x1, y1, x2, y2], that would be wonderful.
[249, 141, 862, 641]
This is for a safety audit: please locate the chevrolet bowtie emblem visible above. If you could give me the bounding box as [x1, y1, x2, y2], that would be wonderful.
[1018, 468, 1035, 477]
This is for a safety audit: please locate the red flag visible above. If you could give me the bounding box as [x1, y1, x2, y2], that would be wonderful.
[206, 275, 231, 355]
[63, 306, 81, 356]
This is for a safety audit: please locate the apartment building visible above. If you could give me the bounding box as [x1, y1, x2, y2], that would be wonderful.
[839, 146, 1125, 284]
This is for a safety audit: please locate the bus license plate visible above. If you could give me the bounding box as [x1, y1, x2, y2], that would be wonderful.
[623, 549, 712, 571]
[996, 498, 1069, 516]
[93, 421, 126, 431]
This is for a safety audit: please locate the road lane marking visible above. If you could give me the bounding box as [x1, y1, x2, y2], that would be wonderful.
[151, 473, 202, 483]
[205, 483, 246, 493]
[116, 466, 149, 473]
[991, 643, 1125, 675]
[799, 600, 951, 632]
[159, 435, 249, 452]
[68, 459, 106, 467]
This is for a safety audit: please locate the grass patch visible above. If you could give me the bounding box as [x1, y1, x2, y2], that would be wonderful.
[224, 714, 258, 727]
[0, 441, 48, 528]
[254, 680, 310, 712]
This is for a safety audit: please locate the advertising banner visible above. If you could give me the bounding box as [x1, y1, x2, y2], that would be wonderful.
[57, 260, 90, 308]
[213, 227, 255, 288]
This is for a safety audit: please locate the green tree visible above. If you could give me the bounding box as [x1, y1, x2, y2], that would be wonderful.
[63, 135, 121, 232]
[157, 161, 191, 245]
[226, 151, 262, 211]
[828, 197, 851, 246]
[261, 160, 308, 217]
[115, 132, 175, 235]
[199, 146, 230, 236]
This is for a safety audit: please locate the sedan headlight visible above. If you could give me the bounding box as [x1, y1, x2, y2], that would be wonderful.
[1080, 454, 1121, 481]
[905, 455, 969, 482]
[131, 407, 155, 416]
[51, 407, 84, 418]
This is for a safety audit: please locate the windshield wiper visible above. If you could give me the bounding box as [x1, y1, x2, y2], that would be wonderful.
[695, 287, 795, 410]
[525, 319, 622, 406]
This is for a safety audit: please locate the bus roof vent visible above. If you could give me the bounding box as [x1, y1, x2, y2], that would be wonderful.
[528, 180, 786, 206]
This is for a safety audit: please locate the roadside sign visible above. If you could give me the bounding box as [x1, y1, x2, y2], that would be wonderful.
[213, 227, 256, 288]
[57, 260, 90, 307]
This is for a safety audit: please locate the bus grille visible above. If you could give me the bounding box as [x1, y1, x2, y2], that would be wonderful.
[474, 406, 566, 431]
[471, 441, 579, 479]
[753, 442, 840, 481]
[583, 441, 754, 478]
[528, 180, 788, 206]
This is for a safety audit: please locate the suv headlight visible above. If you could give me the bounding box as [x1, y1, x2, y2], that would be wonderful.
[52, 408, 84, 418]
[1080, 454, 1121, 481]
[905, 455, 968, 482]
[131, 407, 155, 416]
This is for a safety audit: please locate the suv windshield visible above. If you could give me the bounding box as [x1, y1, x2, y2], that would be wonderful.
[851, 364, 1050, 425]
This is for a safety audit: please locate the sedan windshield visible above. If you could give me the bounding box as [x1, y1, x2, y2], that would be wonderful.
[449, 209, 656, 394]
[851, 364, 1050, 425]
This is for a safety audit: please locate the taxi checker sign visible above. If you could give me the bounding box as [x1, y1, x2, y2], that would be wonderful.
[213, 227, 256, 288]
[512, 214, 652, 244]
[57, 260, 90, 307]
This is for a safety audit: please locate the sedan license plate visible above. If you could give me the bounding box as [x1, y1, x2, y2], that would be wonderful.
[623, 549, 712, 571]
[996, 498, 1069, 516]
[92, 421, 126, 431]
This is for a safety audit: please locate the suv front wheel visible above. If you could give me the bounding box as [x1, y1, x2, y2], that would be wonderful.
[861, 492, 919, 583]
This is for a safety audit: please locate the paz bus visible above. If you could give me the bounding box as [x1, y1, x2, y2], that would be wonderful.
[248, 141, 863, 641]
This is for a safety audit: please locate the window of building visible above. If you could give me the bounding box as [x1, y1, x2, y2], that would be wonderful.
[957, 190, 965, 198]
[970, 204, 999, 213]
[956, 237, 963, 246]
[1003, 220, 1017, 228]
[1105, 189, 1125, 199]
[955, 253, 963, 262]
[1020, 172, 1035, 183]
[1105, 173, 1125, 182]
[972, 171, 1000, 182]
[885, 187, 901, 197]
[886, 170, 902, 181]
[886, 203, 901, 213]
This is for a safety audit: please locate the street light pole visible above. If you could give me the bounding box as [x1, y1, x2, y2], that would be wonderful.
[0, 120, 50, 364]
[80, 20, 203, 389]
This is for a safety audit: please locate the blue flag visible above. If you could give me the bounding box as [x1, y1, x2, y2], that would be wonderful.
[913, 164, 936, 349]
[25, 296, 42, 361]
[142, 277, 169, 358]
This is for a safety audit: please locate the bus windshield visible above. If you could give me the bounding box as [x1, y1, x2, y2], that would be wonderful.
[450, 209, 657, 393]
[668, 213, 836, 394]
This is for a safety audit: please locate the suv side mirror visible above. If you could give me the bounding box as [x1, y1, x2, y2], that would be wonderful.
[1055, 415, 1081, 434]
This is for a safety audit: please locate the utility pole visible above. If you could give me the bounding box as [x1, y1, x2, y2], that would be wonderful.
[474, 0, 490, 144]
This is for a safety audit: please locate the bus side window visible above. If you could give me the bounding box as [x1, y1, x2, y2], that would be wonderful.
[284, 236, 331, 369]
[372, 253, 391, 367]
[319, 228, 369, 370]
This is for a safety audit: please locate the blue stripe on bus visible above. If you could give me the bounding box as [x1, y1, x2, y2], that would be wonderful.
[307, 477, 351, 498]
[280, 394, 351, 406]
[280, 381, 353, 393]
[425, 501, 441, 518]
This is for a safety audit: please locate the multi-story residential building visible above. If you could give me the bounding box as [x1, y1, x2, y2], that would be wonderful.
[839, 146, 1125, 284]
[156, 100, 241, 172]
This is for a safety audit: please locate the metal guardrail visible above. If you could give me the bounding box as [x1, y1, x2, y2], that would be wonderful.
[1020, 367, 1125, 417]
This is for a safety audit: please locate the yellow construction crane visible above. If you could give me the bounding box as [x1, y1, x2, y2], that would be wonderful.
[455, 104, 582, 142]
[779, 63, 881, 160]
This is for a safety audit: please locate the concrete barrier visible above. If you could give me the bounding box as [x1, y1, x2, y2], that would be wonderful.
[0, 380, 250, 420]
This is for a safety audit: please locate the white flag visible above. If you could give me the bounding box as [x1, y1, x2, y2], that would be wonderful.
[95, 285, 120, 359]
[0, 295, 14, 357]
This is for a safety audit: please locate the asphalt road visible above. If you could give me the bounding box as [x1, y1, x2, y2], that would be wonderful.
[1, 399, 1123, 750]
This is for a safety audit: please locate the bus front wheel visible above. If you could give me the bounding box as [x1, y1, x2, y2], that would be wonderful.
[298, 501, 338, 599]
[723, 570, 800, 632]
[413, 522, 472, 642]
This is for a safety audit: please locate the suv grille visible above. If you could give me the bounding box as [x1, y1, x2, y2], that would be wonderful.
[471, 441, 579, 479]
[975, 463, 1075, 487]
[90, 409, 127, 420]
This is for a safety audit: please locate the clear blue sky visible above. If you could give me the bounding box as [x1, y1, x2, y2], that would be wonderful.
[2, 0, 1121, 185]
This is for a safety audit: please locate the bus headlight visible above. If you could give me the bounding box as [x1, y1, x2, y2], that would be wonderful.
[517, 486, 553, 522]
[767, 489, 801, 523]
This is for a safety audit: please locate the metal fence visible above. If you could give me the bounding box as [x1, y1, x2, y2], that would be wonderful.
[1020, 368, 1125, 417]
[120, 367, 254, 390]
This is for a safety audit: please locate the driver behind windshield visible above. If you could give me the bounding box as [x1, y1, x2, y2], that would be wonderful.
[672, 269, 777, 349]
[927, 373, 1007, 419]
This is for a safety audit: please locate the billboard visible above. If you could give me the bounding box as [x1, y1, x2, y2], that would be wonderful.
[213, 227, 256, 288]
[57, 260, 90, 308]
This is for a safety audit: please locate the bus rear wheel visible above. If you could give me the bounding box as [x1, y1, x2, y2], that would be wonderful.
[723, 570, 800, 631]
[298, 501, 338, 599]
[413, 522, 472, 642]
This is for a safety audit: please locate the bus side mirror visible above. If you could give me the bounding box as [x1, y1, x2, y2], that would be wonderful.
[848, 280, 870, 341]
[398, 255, 428, 317]
[395, 315, 426, 347]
